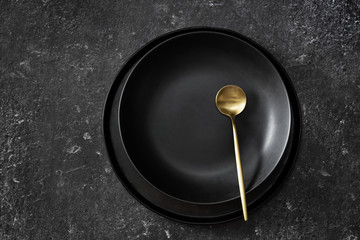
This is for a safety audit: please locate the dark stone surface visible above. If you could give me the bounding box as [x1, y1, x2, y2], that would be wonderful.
[1, 0, 359, 239]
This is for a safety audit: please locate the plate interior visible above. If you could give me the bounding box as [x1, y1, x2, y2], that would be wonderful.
[119, 32, 291, 203]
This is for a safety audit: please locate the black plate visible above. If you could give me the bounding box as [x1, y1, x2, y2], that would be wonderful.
[103, 27, 301, 224]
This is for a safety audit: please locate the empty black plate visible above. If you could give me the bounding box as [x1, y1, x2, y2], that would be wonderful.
[103, 27, 301, 224]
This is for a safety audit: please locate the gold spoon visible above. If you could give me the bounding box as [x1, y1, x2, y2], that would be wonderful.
[215, 85, 248, 221]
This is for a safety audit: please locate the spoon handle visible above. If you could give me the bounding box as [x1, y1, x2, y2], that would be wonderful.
[230, 117, 248, 221]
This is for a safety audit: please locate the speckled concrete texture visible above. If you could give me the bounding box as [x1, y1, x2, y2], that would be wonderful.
[1, 0, 359, 239]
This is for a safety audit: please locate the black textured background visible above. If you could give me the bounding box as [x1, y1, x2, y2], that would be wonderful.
[1, 1, 359, 239]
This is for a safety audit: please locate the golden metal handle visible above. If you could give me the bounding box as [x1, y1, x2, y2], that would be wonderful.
[231, 117, 248, 221]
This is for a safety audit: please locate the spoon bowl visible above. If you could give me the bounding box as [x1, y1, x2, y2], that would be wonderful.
[216, 85, 247, 117]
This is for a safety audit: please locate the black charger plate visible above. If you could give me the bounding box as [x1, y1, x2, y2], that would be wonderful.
[103, 27, 301, 224]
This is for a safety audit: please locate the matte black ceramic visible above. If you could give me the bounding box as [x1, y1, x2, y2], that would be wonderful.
[103, 27, 301, 224]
